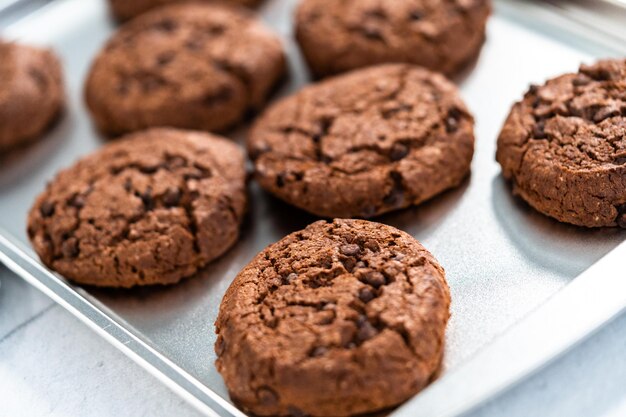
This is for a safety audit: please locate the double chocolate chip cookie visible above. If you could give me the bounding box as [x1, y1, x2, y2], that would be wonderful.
[296, 0, 491, 78]
[248, 63, 475, 218]
[497, 59, 626, 228]
[109, 0, 263, 21]
[0, 41, 64, 151]
[28, 128, 246, 287]
[85, 2, 285, 136]
[216, 219, 450, 417]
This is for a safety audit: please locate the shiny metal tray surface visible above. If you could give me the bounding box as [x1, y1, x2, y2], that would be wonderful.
[0, 0, 624, 416]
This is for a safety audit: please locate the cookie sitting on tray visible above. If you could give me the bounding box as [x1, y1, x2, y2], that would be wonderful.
[0, 41, 64, 152]
[248, 63, 475, 218]
[496, 58, 626, 228]
[27, 128, 246, 288]
[109, 0, 263, 21]
[85, 2, 286, 136]
[295, 0, 491, 78]
[215, 219, 450, 417]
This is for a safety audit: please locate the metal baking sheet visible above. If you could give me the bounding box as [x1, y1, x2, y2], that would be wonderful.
[0, 0, 624, 416]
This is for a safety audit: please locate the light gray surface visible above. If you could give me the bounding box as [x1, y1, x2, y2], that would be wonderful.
[0, 0, 625, 416]
[1, 267, 625, 417]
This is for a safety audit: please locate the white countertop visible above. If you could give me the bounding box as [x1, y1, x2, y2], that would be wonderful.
[1, 265, 625, 417]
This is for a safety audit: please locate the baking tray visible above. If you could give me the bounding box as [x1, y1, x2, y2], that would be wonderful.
[0, 0, 625, 416]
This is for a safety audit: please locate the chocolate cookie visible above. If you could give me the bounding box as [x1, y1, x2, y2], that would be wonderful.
[109, 0, 263, 21]
[0, 41, 64, 151]
[215, 219, 450, 417]
[295, 0, 490, 78]
[248, 64, 475, 218]
[496, 59, 626, 228]
[27, 128, 246, 287]
[85, 2, 285, 136]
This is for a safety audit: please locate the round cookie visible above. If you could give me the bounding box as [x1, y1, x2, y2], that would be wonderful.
[109, 0, 263, 21]
[27, 128, 246, 288]
[215, 219, 450, 417]
[496, 59, 626, 228]
[0, 41, 64, 151]
[295, 0, 491, 78]
[248, 63, 475, 218]
[85, 2, 286, 136]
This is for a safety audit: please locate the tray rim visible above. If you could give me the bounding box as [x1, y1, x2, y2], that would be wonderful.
[1, 0, 625, 416]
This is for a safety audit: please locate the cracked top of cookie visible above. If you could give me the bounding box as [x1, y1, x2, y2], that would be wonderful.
[0, 41, 64, 150]
[248, 64, 475, 218]
[85, 2, 285, 135]
[496, 59, 626, 228]
[295, 0, 491, 77]
[27, 128, 246, 287]
[215, 219, 450, 417]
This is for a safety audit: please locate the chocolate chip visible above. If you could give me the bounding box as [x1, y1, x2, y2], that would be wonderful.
[310, 346, 328, 357]
[339, 243, 360, 256]
[572, 75, 590, 87]
[593, 105, 620, 123]
[383, 171, 405, 207]
[283, 273, 298, 284]
[356, 316, 378, 343]
[358, 287, 375, 303]
[527, 84, 540, 95]
[614, 156, 626, 165]
[123, 178, 133, 192]
[256, 387, 278, 405]
[360, 25, 384, 41]
[364, 239, 380, 252]
[445, 107, 462, 133]
[409, 10, 422, 20]
[390, 143, 409, 161]
[354, 261, 367, 270]
[68, 194, 85, 209]
[276, 173, 286, 188]
[139, 165, 159, 174]
[166, 155, 186, 168]
[533, 121, 547, 139]
[363, 271, 386, 288]
[153, 19, 177, 32]
[61, 238, 79, 258]
[161, 187, 180, 206]
[140, 187, 154, 210]
[210, 25, 225, 35]
[40, 201, 55, 217]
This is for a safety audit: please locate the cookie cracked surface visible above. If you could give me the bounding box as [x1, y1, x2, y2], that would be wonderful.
[248, 64, 475, 218]
[27, 128, 246, 287]
[296, 0, 491, 78]
[0, 41, 64, 151]
[85, 2, 285, 136]
[496, 59, 626, 228]
[109, 0, 263, 21]
[215, 219, 450, 417]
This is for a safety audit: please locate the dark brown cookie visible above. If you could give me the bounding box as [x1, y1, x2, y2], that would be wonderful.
[496, 59, 626, 228]
[295, 0, 490, 78]
[85, 2, 286, 136]
[27, 128, 246, 288]
[248, 64, 475, 218]
[215, 219, 450, 417]
[0, 41, 64, 151]
[109, 0, 263, 21]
